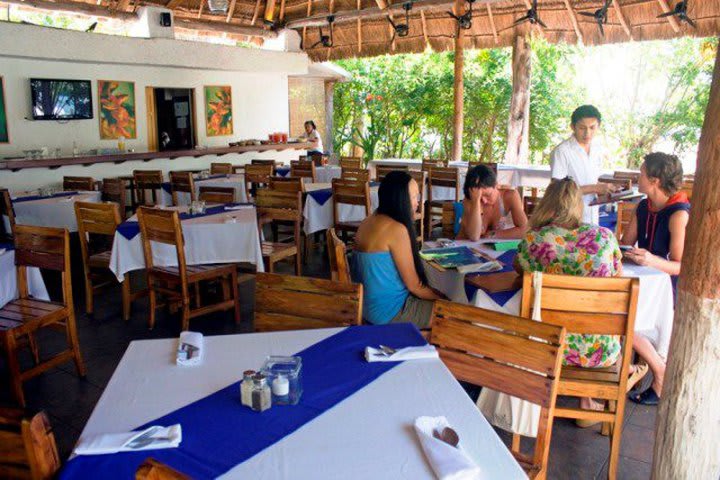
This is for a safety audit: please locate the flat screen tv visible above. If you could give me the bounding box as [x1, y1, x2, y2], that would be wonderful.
[30, 78, 93, 120]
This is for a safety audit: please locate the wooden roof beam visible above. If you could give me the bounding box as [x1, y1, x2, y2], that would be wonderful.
[225, 0, 237, 22]
[287, 0, 505, 29]
[611, 0, 632, 40]
[486, 4, 498, 45]
[357, 0, 362, 52]
[250, 0, 261, 24]
[420, 9, 428, 48]
[196, 0, 204, 18]
[656, 0, 680, 33]
[562, 0, 583, 45]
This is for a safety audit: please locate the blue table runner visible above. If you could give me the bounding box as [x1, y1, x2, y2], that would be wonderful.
[60, 323, 426, 480]
[464, 249, 520, 306]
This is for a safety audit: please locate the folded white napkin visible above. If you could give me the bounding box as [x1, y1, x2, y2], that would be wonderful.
[176, 331, 203, 366]
[414, 416, 481, 480]
[456, 261, 502, 275]
[74, 424, 182, 456]
[0, 248, 6, 256]
[224, 205, 253, 211]
[364, 345, 438, 362]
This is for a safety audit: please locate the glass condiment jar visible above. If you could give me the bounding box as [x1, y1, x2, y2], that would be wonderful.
[250, 373, 272, 412]
[240, 370, 256, 407]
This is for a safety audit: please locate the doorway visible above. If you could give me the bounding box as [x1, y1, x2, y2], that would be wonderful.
[145, 87, 197, 151]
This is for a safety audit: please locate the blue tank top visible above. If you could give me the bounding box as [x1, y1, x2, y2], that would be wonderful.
[636, 196, 690, 259]
[352, 251, 409, 325]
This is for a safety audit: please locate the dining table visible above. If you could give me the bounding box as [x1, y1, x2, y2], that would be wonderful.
[302, 182, 380, 235]
[109, 204, 264, 281]
[0, 244, 49, 309]
[7, 190, 102, 232]
[159, 174, 249, 206]
[59, 324, 526, 479]
[423, 239, 676, 359]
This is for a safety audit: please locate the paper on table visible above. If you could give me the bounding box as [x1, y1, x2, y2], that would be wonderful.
[456, 261, 502, 275]
[176, 331, 203, 366]
[364, 345, 438, 362]
[73, 424, 182, 456]
[414, 416, 481, 480]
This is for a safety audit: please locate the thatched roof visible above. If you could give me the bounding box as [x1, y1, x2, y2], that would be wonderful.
[8, 0, 720, 60]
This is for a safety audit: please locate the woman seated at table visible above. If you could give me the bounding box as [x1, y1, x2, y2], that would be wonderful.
[515, 178, 630, 421]
[620, 152, 690, 406]
[353, 171, 443, 328]
[456, 164, 527, 241]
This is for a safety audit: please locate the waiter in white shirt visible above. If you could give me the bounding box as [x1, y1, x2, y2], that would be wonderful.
[301, 120, 324, 156]
[550, 105, 617, 225]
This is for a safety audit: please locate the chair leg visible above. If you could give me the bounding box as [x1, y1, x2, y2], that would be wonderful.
[607, 412, 624, 480]
[84, 276, 94, 316]
[601, 400, 615, 437]
[65, 312, 86, 377]
[27, 333, 40, 364]
[148, 287, 157, 330]
[121, 275, 132, 322]
[511, 433, 521, 453]
[4, 334, 26, 407]
[231, 271, 241, 325]
[295, 250, 302, 276]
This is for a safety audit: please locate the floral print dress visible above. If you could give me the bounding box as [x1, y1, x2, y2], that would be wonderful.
[517, 224, 623, 368]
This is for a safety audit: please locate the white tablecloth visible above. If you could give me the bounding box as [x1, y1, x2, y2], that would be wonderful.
[0, 249, 49, 308]
[109, 206, 264, 281]
[76, 328, 526, 479]
[160, 174, 249, 206]
[302, 183, 380, 235]
[11, 191, 102, 232]
[424, 240, 675, 358]
[315, 165, 342, 183]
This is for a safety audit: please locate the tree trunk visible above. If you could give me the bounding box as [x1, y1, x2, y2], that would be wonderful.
[651, 39, 720, 480]
[451, 24, 464, 163]
[324, 80, 336, 156]
[504, 35, 531, 166]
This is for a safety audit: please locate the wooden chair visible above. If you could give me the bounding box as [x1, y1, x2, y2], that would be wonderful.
[136, 207, 240, 331]
[376, 164, 408, 182]
[408, 170, 427, 242]
[75, 201, 142, 321]
[101, 178, 128, 220]
[133, 170, 164, 207]
[326, 228, 351, 283]
[269, 176, 305, 194]
[421, 158, 448, 173]
[243, 164, 273, 202]
[62, 176, 95, 192]
[255, 189, 302, 275]
[290, 160, 317, 183]
[198, 186, 235, 204]
[341, 168, 370, 183]
[0, 225, 86, 407]
[231, 165, 245, 175]
[339, 157, 362, 169]
[210, 162, 233, 175]
[425, 166, 460, 239]
[615, 201, 636, 239]
[440, 202, 457, 239]
[520, 273, 640, 480]
[251, 159, 278, 167]
[136, 458, 189, 480]
[118, 175, 138, 212]
[0, 407, 61, 480]
[168, 171, 196, 206]
[430, 300, 565, 480]
[613, 171, 640, 184]
[254, 272, 362, 331]
[331, 178, 371, 242]
[1, 188, 16, 240]
[523, 195, 542, 216]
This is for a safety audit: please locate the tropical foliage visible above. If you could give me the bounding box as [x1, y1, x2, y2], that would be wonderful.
[98, 80, 136, 140]
[204, 86, 234, 137]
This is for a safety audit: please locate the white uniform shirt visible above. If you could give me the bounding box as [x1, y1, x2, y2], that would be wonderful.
[550, 136, 605, 225]
[307, 129, 324, 153]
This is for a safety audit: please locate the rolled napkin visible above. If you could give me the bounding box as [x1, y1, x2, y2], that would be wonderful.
[74, 424, 182, 456]
[364, 344, 438, 362]
[176, 331, 203, 366]
[414, 416, 481, 480]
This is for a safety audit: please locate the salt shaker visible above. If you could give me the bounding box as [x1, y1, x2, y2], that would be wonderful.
[250, 373, 271, 412]
[240, 370, 256, 407]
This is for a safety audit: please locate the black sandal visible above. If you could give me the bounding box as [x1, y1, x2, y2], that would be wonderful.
[628, 387, 660, 406]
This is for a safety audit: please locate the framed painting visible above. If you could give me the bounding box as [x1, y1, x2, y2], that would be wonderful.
[204, 85, 233, 137]
[98, 80, 137, 139]
[0, 76, 8, 143]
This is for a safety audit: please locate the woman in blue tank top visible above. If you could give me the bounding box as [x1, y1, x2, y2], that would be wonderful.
[353, 171, 444, 328]
[621, 152, 690, 406]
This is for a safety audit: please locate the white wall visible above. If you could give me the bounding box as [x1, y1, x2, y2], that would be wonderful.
[0, 22, 309, 157]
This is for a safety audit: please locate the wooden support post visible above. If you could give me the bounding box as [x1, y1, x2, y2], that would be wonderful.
[324, 81, 336, 156]
[504, 35, 531, 166]
[451, 20, 464, 162]
[651, 38, 720, 480]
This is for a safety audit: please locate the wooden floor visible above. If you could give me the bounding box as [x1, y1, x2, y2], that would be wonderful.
[0, 246, 658, 479]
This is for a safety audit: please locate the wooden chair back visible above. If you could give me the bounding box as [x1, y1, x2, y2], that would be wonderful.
[422, 158, 448, 173]
[74, 201, 121, 265]
[341, 168, 370, 183]
[523, 196, 542, 216]
[136, 207, 187, 285]
[428, 166, 460, 202]
[133, 170, 164, 206]
[210, 162, 233, 175]
[254, 272, 363, 331]
[62, 176, 95, 192]
[244, 164, 273, 201]
[440, 202, 457, 238]
[169, 171, 196, 206]
[615, 201, 636, 239]
[1, 188, 16, 239]
[520, 272, 640, 479]
[251, 159, 278, 167]
[136, 458, 190, 480]
[331, 178, 371, 223]
[290, 160, 317, 182]
[14, 225, 72, 305]
[613, 171, 640, 184]
[198, 186, 235, 204]
[255, 189, 302, 247]
[376, 165, 408, 182]
[0, 408, 61, 480]
[232, 165, 245, 175]
[680, 180, 693, 201]
[430, 300, 565, 479]
[269, 176, 305, 194]
[326, 228, 351, 283]
[339, 157, 362, 169]
[101, 178, 128, 220]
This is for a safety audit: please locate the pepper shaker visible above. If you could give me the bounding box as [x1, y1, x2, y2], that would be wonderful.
[250, 373, 272, 412]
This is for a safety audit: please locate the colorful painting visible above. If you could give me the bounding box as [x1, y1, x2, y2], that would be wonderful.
[98, 80, 136, 139]
[204, 85, 233, 136]
[0, 77, 8, 143]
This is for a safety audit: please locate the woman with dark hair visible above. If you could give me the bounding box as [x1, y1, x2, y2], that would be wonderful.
[621, 152, 690, 405]
[456, 164, 527, 240]
[354, 171, 443, 327]
[301, 120, 323, 156]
